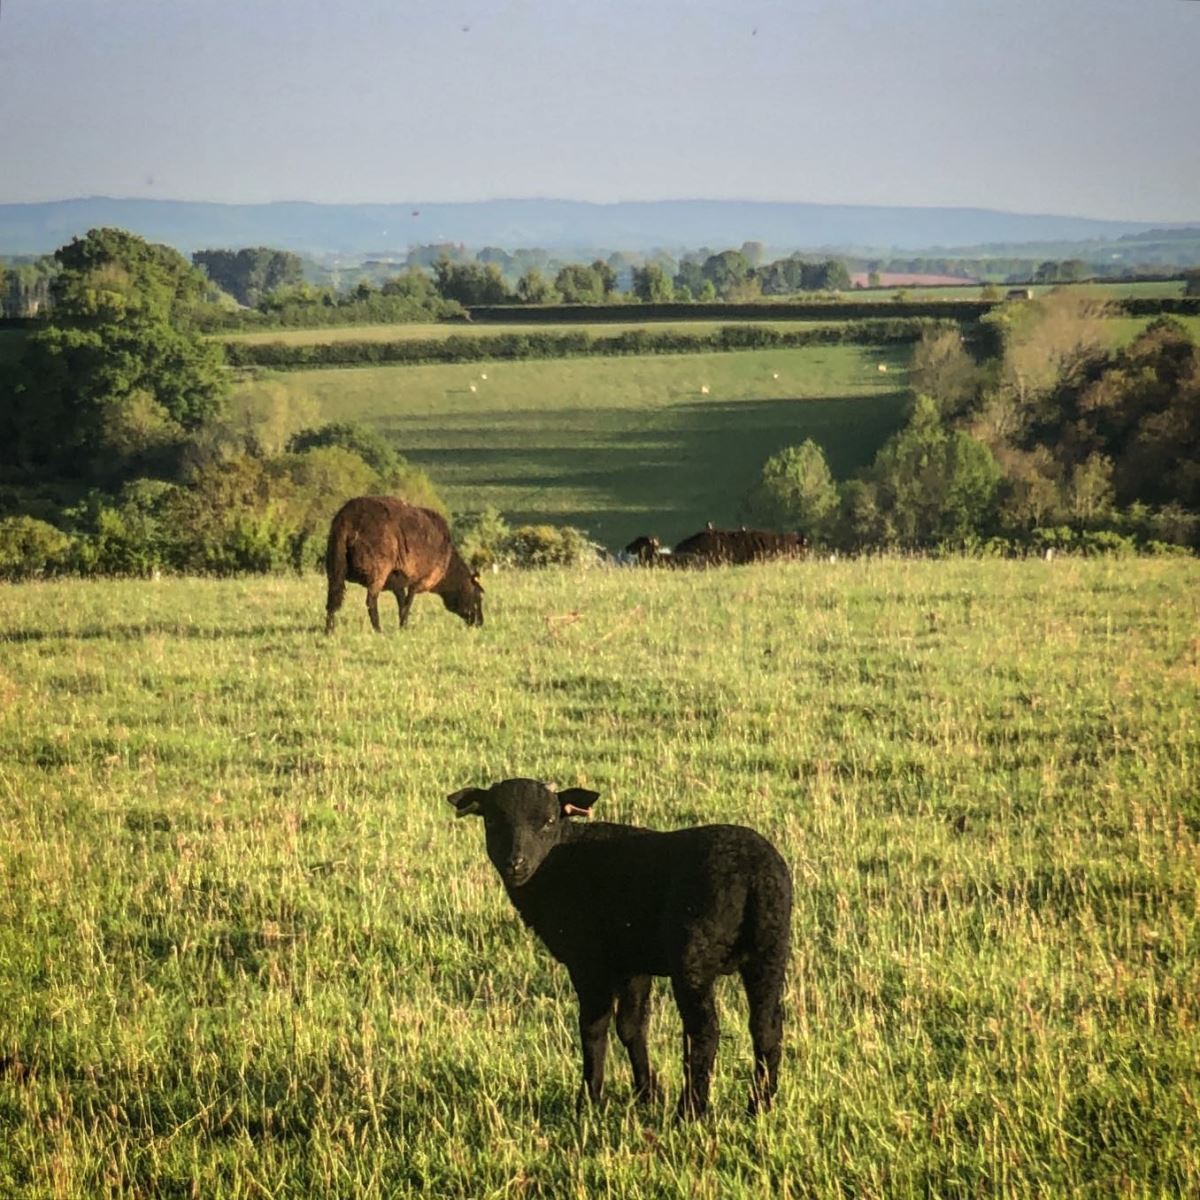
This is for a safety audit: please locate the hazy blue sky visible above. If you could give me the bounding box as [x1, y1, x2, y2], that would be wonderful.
[1, 0, 1196, 219]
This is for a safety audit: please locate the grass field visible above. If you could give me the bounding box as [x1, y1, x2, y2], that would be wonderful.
[0, 559, 1197, 1197]
[231, 345, 913, 547]
[837, 280, 1188, 302]
[217, 320, 852, 346]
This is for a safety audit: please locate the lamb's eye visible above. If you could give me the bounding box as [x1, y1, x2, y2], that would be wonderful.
[541, 817, 556, 830]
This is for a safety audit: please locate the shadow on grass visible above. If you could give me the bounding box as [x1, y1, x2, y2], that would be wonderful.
[387, 392, 909, 547]
[1, 621, 314, 644]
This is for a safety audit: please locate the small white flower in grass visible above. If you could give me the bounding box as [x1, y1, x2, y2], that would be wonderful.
[481, 372, 488, 380]
[469, 383, 477, 392]
[877, 363, 888, 373]
[700, 385, 709, 394]
[772, 372, 779, 380]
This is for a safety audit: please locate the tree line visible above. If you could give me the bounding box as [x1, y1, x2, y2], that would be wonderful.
[1, 227, 1196, 578]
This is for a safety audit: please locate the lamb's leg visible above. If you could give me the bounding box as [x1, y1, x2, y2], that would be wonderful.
[573, 979, 615, 1109]
[671, 974, 719, 1118]
[740, 959, 785, 1115]
[616, 976, 660, 1103]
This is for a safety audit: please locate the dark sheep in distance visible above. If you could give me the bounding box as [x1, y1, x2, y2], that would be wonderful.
[324, 495, 483, 633]
[623, 534, 668, 565]
[448, 778, 793, 1117]
[672, 526, 807, 567]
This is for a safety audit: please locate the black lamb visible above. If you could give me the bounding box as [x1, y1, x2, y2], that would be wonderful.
[447, 777, 793, 1117]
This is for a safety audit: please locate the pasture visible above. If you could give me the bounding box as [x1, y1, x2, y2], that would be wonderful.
[0, 558, 1197, 1197]
[846, 279, 1188, 302]
[217, 319, 852, 346]
[231, 345, 912, 547]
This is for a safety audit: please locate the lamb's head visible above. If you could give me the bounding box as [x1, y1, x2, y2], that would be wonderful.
[448, 777, 599, 887]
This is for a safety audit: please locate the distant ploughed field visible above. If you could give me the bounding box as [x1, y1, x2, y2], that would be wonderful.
[1, 558, 1197, 1196]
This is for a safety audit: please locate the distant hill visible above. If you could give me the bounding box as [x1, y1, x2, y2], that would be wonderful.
[0, 196, 1193, 258]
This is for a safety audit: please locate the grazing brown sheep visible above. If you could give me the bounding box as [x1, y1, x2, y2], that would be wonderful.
[324, 496, 483, 633]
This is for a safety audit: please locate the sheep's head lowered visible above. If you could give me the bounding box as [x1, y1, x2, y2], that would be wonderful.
[448, 778, 599, 887]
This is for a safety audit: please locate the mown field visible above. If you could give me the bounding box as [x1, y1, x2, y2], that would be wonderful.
[231, 345, 913, 547]
[0, 559, 1197, 1198]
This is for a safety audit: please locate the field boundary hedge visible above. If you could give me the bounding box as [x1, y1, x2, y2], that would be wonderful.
[223, 318, 953, 371]
[466, 300, 997, 323]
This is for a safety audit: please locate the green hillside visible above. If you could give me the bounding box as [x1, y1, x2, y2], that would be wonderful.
[231, 344, 911, 546]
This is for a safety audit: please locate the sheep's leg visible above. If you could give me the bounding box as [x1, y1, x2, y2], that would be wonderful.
[616, 976, 660, 1103]
[324, 581, 344, 634]
[574, 980, 615, 1109]
[671, 975, 719, 1118]
[395, 586, 415, 628]
[740, 959, 785, 1115]
[365, 584, 383, 632]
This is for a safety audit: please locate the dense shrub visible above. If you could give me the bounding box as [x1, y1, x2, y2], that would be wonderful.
[454, 507, 512, 572]
[503, 524, 601, 568]
[453, 510, 599, 570]
[0, 515, 70, 579]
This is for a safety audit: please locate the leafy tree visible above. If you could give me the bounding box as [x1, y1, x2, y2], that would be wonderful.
[909, 328, 980, 419]
[701, 250, 751, 299]
[516, 269, 557, 304]
[870, 395, 1002, 545]
[673, 260, 706, 299]
[1184, 270, 1200, 298]
[52, 227, 213, 326]
[591, 260, 618, 296]
[743, 440, 839, 539]
[805, 259, 851, 291]
[433, 260, 512, 306]
[380, 269, 441, 304]
[286, 421, 398, 476]
[477, 247, 513, 271]
[6, 303, 226, 481]
[192, 247, 304, 306]
[832, 478, 888, 549]
[1065, 454, 1115, 526]
[631, 264, 674, 303]
[555, 264, 607, 304]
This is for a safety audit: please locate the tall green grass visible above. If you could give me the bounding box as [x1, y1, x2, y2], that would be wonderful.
[0, 558, 1197, 1197]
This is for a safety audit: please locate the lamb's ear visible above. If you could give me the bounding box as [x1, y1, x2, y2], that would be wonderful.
[472, 572, 485, 593]
[447, 787, 488, 817]
[558, 788, 600, 817]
